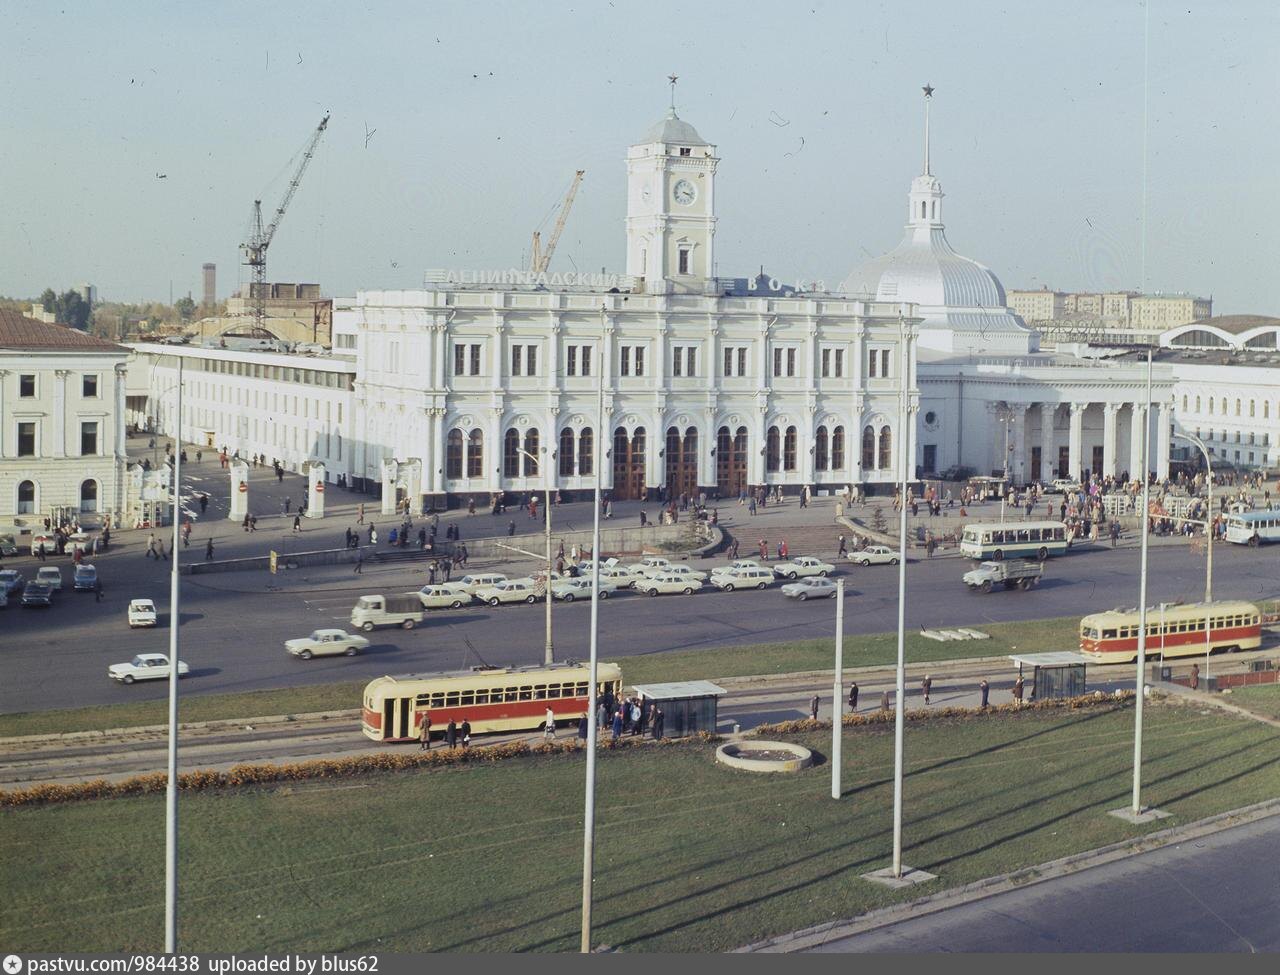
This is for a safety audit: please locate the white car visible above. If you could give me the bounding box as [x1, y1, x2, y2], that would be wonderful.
[1046, 478, 1081, 494]
[710, 567, 774, 591]
[551, 577, 618, 601]
[418, 584, 471, 610]
[109, 653, 189, 684]
[127, 599, 158, 628]
[440, 572, 508, 596]
[474, 579, 541, 606]
[35, 566, 64, 591]
[711, 559, 764, 577]
[634, 573, 704, 596]
[625, 556, 673, 578]
[286, 629, 370, 659]
[781, 577, 839, 600]
[577, 563, 636, 586]
[654, 563, 708, 584]
[772, 556, 836, 580]
[849, 545, 899, 566]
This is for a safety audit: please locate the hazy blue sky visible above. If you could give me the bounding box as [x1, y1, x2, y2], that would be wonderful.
[2, 0, 1276, 313]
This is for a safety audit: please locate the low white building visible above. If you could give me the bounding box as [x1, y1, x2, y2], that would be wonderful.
[0, 311, 130, 525]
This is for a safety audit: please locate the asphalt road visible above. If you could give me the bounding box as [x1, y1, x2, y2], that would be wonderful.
[806, 813, 1280, 952]
[2, 527, 1276, 713]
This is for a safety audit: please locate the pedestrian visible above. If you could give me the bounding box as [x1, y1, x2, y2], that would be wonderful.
[468, 496, 476, 515]
[284, 497, 291, 514]
[1190, 664, 1200, 691]
[543, 706, 557, 742]
[446, 719, 458, 750]
[880, 690, 891, 713]
[243, 513, 250, 532]
[578, 715, 589, 740]
[639, 510, 647, 527]
[1012, 676, 1025, 706]
[507, 520, 516, 536]
[442, 560, 452, 582]
[358, 503, 365, 524]
[94, 579, 104, 603]
[459, 543, 468, 566]
[277, 468, 283, 484]
[809, 695, 819, 721]
[730, 539, 740, 559]
[159, 539, 169, 561]
[611, 709, 623, 741]
[461, 719, 471, 749]
[838, 536, 848, 559]
[979, 678, 990, 709]
[652, 706, 664, 740]
[419, 712, 432, 750]
[922, 674, 933, 705]
[205, 538, 214, 561]
[37, 542, 46, 562]
[926, 536, 936, 559]
[293, 514, 301, 533]
[199, 493, 208, 514]
[759, 538, 768, 560]
[848, 681, 859, 712]
[146, 532, 156, 559]
[354, 551, 364, 574]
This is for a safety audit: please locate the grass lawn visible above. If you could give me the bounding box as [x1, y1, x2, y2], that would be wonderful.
[1225, 684, 1280, 722]
[4, 703, 1278, 952]
[0, 617, 1079, 739]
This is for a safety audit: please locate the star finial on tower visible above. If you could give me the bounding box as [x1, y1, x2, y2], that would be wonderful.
[923, 83, 934, 98]
[922, 84, 934, 174]
[668, 73, 679, 113]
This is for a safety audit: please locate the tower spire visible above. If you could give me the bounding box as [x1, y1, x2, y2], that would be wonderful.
[668, 73, 679, 115]
[922, 83, 934, 175]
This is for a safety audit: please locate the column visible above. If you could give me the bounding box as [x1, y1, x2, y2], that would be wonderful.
[799, 408, 815, 487]
[1068, 402, 1085, 481]
[1128, 403, 1145, 481]
[487, 407, 502, 494]
[545, 408, 560, 495]
[1009, 403, 1029, 486]
[1157, 404, 1172, 480]
[53, 369, 69, 457]
[0, 370, 7, 456]
[114, 365, 128, 459]
[698, 407, 716, 490]
[428, 409, 444, 495]
[1102, 403, 1119, 477]
[1040, 404, 1055, 481]
[432, 324, 446, 391]
[851, 396, 864, 484]
[750, 405, 767, 486]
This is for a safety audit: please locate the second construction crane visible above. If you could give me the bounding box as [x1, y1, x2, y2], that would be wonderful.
[241, 114, 330, 332]
[529, 170, 584, 274]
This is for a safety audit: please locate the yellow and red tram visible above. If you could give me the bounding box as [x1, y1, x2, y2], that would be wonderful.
[1080, 601, 1261, 664]
[362, 662, 623, 742]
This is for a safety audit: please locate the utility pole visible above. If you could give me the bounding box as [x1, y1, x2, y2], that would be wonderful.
[165, 358, 183, 952]
[892, 317, 909, 878]
[831, 580, 845, 800]
[1131, 350, 1153, 815]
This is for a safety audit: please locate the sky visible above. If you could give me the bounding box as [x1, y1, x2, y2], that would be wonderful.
[2, 0, 1277, 314]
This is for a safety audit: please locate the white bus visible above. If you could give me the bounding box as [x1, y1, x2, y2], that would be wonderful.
[960, 520, 1070, 561]
[1224, 510, 1280, 547]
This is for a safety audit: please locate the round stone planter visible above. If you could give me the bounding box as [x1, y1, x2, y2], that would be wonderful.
[715, 739, 813, 773]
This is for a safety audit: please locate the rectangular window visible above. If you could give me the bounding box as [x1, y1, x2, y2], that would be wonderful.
[773, 348, 782, 377]
[678, 248, 691, 274]
[19, 374, 35, 397]
[821, 349, 831, 378]
[80, 421, 98, 455]
[881, 349, 891, 377]
[82, 375, 98, 397]
[567, 345, 579, 376]
[737, 347, 747, 376]
[634, 346, 644, 376]
[724, 347, 733, 377]
[835, 349, 844, 377]
[453, 344, 465, 375]
[672, 348, 683, 378]
[786, 347, 796, 377]
[511, 345, 522, 376]
[868, 350, 877, 378]
[469, 344, 481, 376]
[581, 346, 592, 377]
[17, 421, 36, 456]
[686, 347, 695, 376]
[526, 345, 537, 376]
[621, 346, 631, 376]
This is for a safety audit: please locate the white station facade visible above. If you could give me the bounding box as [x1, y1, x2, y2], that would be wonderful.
[127, 92, 1279, 515]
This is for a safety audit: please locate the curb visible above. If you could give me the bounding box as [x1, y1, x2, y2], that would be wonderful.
[1, 709, 361, 746]
[737, 796, 1280, 952]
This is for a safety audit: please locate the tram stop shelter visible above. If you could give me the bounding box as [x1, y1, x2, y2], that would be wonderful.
[632, 680, 726, 739]
[1009, 651, 1088, 700]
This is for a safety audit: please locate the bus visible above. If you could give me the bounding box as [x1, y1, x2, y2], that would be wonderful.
[1224, 510, 1280, 547]
[362, 661, 624, 743]
[1079, 600, 1262, 664]
[959, 520, 1070, 561]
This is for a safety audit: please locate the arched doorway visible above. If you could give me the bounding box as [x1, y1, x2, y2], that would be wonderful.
[79, 479, 99, 514]
[612, 426, 646, 500]
[716, 426, 748, 497]
[665, 426, 698, 499]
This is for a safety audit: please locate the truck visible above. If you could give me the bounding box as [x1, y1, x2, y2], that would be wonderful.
[350, 593, 426, 631]
[963, 559, 1042, 594]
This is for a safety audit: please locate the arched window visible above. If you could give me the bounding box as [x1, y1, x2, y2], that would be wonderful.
[80, 479, 98, 513]
[1265, 402, 1271, 420]
[766, 426, 781, 473]
[878, 425, 892, 470]
[17, 479, 36, 515]
[1220, 398, 1227, 415]
[1235, 399, 1242, 417]
[467, 429, 484, 478]
[446, 429, 464, 479]
[1249, 400, 1256, 417]
[783, 426, 798, 471]
[523, 430, 540, 476]
[1182, 395, 1188, 411]
[559, 429, 575, 477]
[930, 200, 936, 219]
[862, 426, 875, 470]
[832, 426, 846, 470]
[503, 429, 520, 478]
[578, 428, 593, 476]
[921, 201, 927, 218]
[814, 426, 829, 471]
[1195, 396, 1200, 412]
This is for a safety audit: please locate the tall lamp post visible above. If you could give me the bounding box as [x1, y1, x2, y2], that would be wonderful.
[516, 446, 554, 665]
[1174, 432, 1213, 679]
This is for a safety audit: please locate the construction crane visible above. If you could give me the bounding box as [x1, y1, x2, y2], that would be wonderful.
[241, 114, 330, 332]
[529, 170, 585, 273]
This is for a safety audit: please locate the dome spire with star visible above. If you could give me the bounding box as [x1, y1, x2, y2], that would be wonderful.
[922, 83, 934, 176]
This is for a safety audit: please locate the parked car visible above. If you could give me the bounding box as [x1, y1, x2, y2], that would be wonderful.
[849, 545, 899, 566]
[634, 573, 704, 596]
[0, 569, 25, 595]
[127, 599, 158, 628]
[36, 566, 64, 591]
[625, 556, 673, 579]
[0, 532, 18, 556]
[1046, 478, 1081, 494]
[73, 564, 98, 592]
[20, 581, 54, 607]
[711, 567, 774, 591]
[551, 577, 619, 602]
[417, 584, 470, 610]
[711, 559, 764, 577]
[772, 555, 835, 580]
[781, 577, 839, 600]
[109, 653, 189, 684]
[653, 563, 708, 584]
[285, 629, 370, 659]
[474, 579, 541, 606]
[30, 533, 57, 556]
[439, 572, 508, 596]
[68, 532, 95, 556]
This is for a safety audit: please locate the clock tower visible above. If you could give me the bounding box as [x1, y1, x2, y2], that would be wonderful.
[625, 98, 719, 294]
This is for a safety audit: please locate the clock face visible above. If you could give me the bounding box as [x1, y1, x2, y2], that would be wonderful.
[673, 179, 697, 206]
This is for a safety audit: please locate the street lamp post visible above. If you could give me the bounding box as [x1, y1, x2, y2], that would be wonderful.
[1131, 350, 1153, 816]
[891, 316, 911, 878]
[1174, 432, 1213, 680]
[516, 447, 554, 665]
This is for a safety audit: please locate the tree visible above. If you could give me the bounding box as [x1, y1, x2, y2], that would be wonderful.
[175, 296, 196, 321]
[57, 290, 91, 330]
[39, 288, 57, 312]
